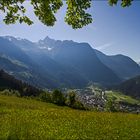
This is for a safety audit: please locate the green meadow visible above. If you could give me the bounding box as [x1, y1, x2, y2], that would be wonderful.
[106, 91, 140, 105]
[0, 95, 140, 140]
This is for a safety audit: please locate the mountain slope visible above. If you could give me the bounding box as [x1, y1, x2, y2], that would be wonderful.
[138, 61, 140, 66]
[0, 36, 88, 88]
[0, 37, 60, 88]
[40, 37, 121, 85]
[1, 36, 139, 88]
[95, 50, 140, 80]
[0, 54, 59, 89]
[0, 69, 41, 96]
[0, 37, 34, 65]
[118, 75, 140, 99]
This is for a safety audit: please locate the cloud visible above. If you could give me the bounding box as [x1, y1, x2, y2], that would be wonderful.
[95, 43, 113, 50]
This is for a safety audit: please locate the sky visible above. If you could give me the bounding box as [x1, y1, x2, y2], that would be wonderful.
[0, 1, 140, 61]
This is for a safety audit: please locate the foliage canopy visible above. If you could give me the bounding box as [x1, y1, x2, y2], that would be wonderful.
[0, 0, 133, 29]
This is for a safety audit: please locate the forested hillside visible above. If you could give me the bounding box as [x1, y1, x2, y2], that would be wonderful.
[118, 76, 140, 99]
[0, 69, 41, 96]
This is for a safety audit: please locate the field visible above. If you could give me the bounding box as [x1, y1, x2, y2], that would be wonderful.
[0, 95, 140, 140]
[106, 91, 140, 105]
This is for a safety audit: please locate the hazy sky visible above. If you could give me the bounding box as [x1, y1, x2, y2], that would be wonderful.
[0, 1, 140, 61]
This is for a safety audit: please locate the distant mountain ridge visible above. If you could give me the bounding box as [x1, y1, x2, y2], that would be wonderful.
[137, 61, 140, 66]
[41, 37, 121, 85]
[95, 50, 140, 80]
[0, 36, 140, 89]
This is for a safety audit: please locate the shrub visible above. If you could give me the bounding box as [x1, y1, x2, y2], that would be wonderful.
[0, 89, 20, 97]
[65, 92, 75, 106]
[52, 89, 65, 106]
[73, 100, 85, 110]
[105, 99, 117, 112]
[39, 92, 52, 103]
[66, 92, 85, 110]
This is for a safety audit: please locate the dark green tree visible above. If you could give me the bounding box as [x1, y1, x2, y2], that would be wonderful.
[39, 92, 52, 103]
[105, 99, 117, 112]
[66, 92, 76, 106]
[52, 89, 65, 105]
[66, 92, 85, 110]
[0, 0, 134, 29]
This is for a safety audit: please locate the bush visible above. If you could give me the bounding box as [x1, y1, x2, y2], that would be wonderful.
[0, 89, 20, 97]
[52, 89, 65, 106]
[66, 92, 85, 110]
[39, 92, 52, 103]
[73, 100, 85, 110]
[65, 92, 75, 106]
[105, 99, 117, 112]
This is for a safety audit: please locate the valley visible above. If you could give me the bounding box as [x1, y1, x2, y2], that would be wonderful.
[0, 36, 140, 112]
[0, 1, 140, 139]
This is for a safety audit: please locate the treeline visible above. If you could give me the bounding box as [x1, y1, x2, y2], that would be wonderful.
[0, 69, 41, 96]
[40, 90, 86, 110]
[0, 88, 86, 110]
[0, 69, 85, 110]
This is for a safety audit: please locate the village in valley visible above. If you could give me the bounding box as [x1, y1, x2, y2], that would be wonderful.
[61, 85, 140, 113]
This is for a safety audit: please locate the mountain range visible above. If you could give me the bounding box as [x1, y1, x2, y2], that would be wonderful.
[0, 36, 140, 89]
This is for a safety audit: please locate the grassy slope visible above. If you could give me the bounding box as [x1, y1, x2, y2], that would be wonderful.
[106, 91, 140, 105]
[0, 95, 140, 140]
